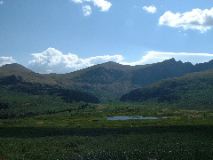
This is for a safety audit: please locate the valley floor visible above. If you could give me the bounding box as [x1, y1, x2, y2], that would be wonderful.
[0, 104, 213, 160]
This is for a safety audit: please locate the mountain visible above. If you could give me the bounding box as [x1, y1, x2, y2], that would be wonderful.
[52, 59, 213, 101]
[195, 60, 213, 71]
[1, 59, 213, 101]
[0, 75, 100, 118]
[0, 63, 57, 85]
[54, 61, 133, 101]
[120, 70, 213, 108]
[0, 75, 99, 103]
[131, 58, 194, 86]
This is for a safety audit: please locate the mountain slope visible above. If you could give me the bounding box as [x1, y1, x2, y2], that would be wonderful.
[131, 59, 194, 86]
[0, 75, 100, 118]
[120, 70, 213, 107]
[1, 59, 213, 101]
[0, 75, 99, 103]
[0, 63, 57, 85]
[54, 62, 133, 101]
[52, 59, 213, 101]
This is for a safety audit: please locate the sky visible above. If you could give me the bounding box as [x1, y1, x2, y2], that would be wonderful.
[0, 0, 213, 73]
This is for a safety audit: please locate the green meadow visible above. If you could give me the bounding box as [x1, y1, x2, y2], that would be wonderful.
[0, 103, 213, 160]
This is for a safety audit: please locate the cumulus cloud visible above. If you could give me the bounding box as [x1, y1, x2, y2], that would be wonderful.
[28, 48, 123, 73]
[143, 5, 157, 14]
[122, 51, 213, 66]
[159, 8, 213, 33]
[92, 0, 112, 12]
[82, 5, 92, 16]
[71, 0, 112, 16]
[28, 48, 213, 73]
[0, 56, 16, 66]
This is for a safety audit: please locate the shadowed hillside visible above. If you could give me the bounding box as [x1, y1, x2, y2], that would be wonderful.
[121, 70, 213, 108]
[1, 59, 213, 101]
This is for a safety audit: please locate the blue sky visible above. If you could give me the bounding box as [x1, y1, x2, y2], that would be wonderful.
[0, 0, 213, 73]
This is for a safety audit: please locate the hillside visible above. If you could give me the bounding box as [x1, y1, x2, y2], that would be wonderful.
[0, 63, 57, 85]
[48, 59, 213, 101]
[1, 59, 213, 101]
[54, 62, 134, 101]
[0, 75, 100, 118]
[120, 70, 213, 107]
[131, 59, 194, 85]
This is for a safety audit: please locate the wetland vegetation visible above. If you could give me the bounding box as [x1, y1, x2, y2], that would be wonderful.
[0, 103, 213, 160]
[1, 61, 213, 159]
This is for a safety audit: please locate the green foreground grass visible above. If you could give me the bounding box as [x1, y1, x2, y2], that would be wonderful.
[0, 104, 213, 160]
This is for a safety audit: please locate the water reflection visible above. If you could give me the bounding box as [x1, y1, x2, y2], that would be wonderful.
[107, 116, 159, 121]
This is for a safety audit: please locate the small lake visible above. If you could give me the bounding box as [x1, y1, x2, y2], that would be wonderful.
[107, 116, 159, 121]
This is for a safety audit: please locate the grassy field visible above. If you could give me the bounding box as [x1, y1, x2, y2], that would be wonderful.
[0, 103, 213, 160]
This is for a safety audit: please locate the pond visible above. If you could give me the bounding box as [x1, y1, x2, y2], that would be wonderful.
[107, 116, 159, 121]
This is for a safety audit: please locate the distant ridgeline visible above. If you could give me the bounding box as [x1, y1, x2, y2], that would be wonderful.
[0, 59, 213, 103]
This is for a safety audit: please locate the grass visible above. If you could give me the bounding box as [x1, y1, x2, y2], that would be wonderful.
[1, 127, 213, 160]
[0, 103, 213, 160]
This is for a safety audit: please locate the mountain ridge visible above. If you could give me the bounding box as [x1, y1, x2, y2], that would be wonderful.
[120, 69, 213, 107]
[1, 58, 213, 101]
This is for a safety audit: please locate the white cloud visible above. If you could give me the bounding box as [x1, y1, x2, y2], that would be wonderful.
[71, 0, 83, 4]
[122, 51, 213, 66]
[92, 0, 112, 12]
[0, 56, 16, 66]
[143, 5, 157, 14]
[28, 48, 213, 73]
[71, 0, 112, 16]
[82, 5, 92, 16]
[0, 1, 4, 5]
[159, 8, 213, 33]
[29, 48, 123, 73]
